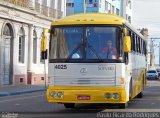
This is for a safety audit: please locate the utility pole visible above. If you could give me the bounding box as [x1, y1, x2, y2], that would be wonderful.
[83, 0, 86, 13]
[150, 39, 154, 68]
[150, 38, 160, 69]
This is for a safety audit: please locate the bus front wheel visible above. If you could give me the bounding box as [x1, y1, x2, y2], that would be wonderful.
[64, 103, 75, 108]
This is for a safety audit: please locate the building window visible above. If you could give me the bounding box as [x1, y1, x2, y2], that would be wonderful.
[126, 0, 128, 6]
[89, 0, 93, 4]
[128, 16, 131, 23]
[66, 3, 74, 7]
[105, 1, 108, 12]
[41, 77, 44, 80]
[108, 3, 111, 13]
[20, 78, 23, 83]
[116, 8, 119, 15]
[128, 0, 131, 9]
[19, 27, 25, 63]
[33, 30, 37, 64]
[126, 14, 128, 20]
[3, 24, 11, 36]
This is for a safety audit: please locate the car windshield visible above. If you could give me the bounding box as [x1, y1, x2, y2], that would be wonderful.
[156, 69, 160, 72]
[147, 70, 156, 73]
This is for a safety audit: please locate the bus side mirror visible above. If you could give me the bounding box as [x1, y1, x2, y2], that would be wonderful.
[124, 36, 131, 53]
[45, 28, 50, 33]
[41, 28, 50, 60]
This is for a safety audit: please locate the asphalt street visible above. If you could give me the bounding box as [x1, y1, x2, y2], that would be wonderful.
[0, 80, 160, 118]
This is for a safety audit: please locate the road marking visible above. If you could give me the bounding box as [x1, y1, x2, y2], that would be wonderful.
[0, 94, 44, 103]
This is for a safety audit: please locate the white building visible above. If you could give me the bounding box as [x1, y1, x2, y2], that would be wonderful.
[121, 0, 132, 23]
[66, 0, 132, 23]
[0, 0, 66, 85]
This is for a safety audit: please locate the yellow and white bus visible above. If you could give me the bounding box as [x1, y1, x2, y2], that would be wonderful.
[46, 13, 147, 109]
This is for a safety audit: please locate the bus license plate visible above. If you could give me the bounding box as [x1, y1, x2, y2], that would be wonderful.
[77, 95, 90, 100]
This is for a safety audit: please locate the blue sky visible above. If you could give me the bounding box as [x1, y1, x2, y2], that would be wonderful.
[132, 0, 160, 64]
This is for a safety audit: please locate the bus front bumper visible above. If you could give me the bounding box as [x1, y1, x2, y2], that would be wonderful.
[46, 86, 129, 104]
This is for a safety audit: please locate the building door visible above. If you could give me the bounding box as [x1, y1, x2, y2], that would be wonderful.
[2, 24, 13, 85]
[3, 36, 11, 85]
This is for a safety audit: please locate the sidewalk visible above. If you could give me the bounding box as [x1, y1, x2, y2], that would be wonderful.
[0, 85, 47, 97]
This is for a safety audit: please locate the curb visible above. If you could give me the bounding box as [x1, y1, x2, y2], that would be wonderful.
[0, 88, 47, 97]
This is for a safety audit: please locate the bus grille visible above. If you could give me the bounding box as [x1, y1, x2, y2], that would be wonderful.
[54, 76, 116, 86]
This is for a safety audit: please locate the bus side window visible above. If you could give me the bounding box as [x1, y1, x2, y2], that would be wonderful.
[140, 38, 143, 54]
[134, 35, 137, 53]
[143, 40, 146, 55]
[139, 37, 141, 54]
[140, 38, 142, 54]
[128, 30, 133, 51]
[132, 33, 135, 52]
[138, 37, 140, 54]
[144, 41, 147, 55]
[136, 36, 139, 53]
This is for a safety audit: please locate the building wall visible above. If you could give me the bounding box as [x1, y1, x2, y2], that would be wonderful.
[66, 0, 121, 15]
[120, 0, 132, 23]
[74, 0, 84, 13]
[66, 0, 132, 23]
[126, 0, 132, 23]
[66, 0, 74, 16]
[0, 0, 66, 85]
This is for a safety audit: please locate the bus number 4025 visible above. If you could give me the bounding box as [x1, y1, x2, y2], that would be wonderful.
[55, 65, 67, 69]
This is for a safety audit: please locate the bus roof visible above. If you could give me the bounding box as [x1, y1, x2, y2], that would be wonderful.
[51, 13, 126, 26]
[51, 13, 145, 40]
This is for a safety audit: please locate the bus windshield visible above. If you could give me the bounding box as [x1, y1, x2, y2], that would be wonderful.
[49, 26, 122, 62]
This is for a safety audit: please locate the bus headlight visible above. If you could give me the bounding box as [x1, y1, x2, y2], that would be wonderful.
[50, 91, 56, 98]
[57, 92, 63, 98]
[105, 93, 111, 99]
[113, 93, 119, 99]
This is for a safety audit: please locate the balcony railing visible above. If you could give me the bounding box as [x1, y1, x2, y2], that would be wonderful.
[1, 0, 63, 19]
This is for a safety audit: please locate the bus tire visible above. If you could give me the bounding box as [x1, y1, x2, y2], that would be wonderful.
[137, 92, 143, 98]
[64, 103, 75, 108]
[119, 103, 128, 109]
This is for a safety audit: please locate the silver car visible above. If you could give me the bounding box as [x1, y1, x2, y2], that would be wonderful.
[146, 70, 159, 80]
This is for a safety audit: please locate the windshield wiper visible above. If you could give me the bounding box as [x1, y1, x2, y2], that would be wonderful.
[67, 43, 82, 59]
[87, 42, 103, 61]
